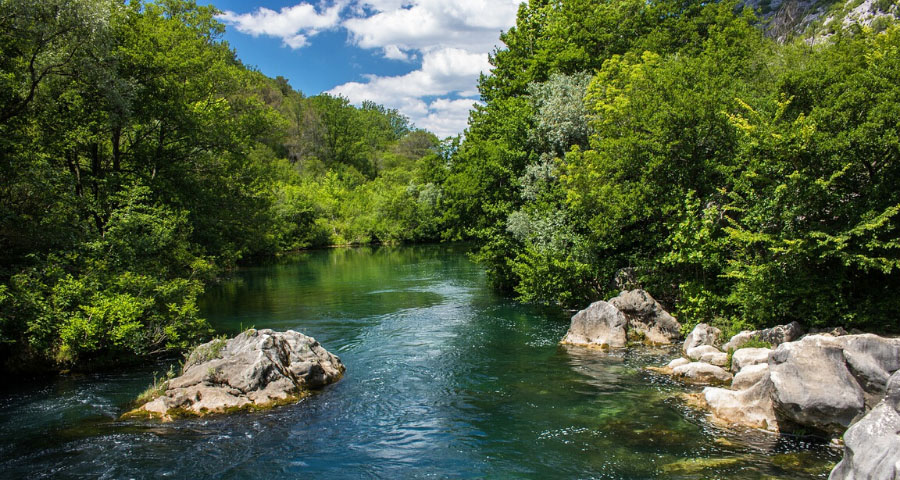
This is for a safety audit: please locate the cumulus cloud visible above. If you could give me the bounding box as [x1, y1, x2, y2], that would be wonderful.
[328, 48, 489, 137]
[343, 1, 518, 53]
[382, 45, 410, 62]
[219, 0, 520, 136]
[417, 98, 480, 139]
[218, 1, 345, 49]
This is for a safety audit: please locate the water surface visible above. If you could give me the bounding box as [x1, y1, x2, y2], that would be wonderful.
[0, 245, 839, 478]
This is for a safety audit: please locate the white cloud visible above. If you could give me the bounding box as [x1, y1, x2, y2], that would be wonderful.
[219, 1, 520, 136]
[417, 98, 480, 139]
[382, 45, 410, 61]
[327, 48, 489, 135]
[343, 0, 519, 52]
[218, 2, 344, 49]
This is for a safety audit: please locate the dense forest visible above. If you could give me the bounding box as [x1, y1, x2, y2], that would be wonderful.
[2, 0, 899, 373]
[0, 0, 447, 371]
[444, 0, 900, 334]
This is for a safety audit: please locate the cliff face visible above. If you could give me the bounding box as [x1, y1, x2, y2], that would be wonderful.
[742, 0, 899, 42]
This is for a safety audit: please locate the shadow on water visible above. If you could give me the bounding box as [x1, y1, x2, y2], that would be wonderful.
[0, 244, 840, 478]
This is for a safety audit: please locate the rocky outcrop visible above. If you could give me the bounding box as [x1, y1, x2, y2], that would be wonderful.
[834, 334, 900, 399]
[127, 329, 345, 420]
[560, 301, 628, 349]
[683, 323, 722, 353]
[830, 370, 900, 480]
[722, 321, 804, 352]
[673, 362, 733, 385]
[656, 331, 900, 438]
[609, 290, 682, 345]
[740, 0, 897, 43]
[769, 335, 865, 434]
[562, 290, 681, 348]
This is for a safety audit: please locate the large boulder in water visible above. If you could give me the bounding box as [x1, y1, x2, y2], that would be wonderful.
[609, 289, 682, 345]
[128, 329, 344, 420]
[703, 364, 779, 431]
[830, 370, 900, 480]
[683, 323, 722, 353]
[769, 335, 865, 434]
[561, 301, 628, 349]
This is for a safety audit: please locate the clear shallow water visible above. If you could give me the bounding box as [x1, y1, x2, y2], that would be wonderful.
[0, 245, 839, 478]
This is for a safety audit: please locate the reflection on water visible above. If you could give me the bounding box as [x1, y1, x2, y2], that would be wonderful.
[0, 244, 839, 478]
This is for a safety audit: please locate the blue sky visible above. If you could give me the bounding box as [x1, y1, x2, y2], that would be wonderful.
[208, 1, 521, 137]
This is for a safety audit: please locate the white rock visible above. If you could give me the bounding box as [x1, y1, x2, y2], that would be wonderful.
[731, 347, 772, 373]
[130, 329, 344, 420]
[560, 301, 627, 349]
[673, 362, 733, 385]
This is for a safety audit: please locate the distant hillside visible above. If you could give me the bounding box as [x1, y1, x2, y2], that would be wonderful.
[743, 0, 899, 41]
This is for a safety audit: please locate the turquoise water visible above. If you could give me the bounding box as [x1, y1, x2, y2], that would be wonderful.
[0, 245, 839, 478]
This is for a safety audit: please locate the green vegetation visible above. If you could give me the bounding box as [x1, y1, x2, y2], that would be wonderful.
[3, 0, 899, 373]
[187, 336, 227, 365]
[0, 0, 446, 372]
[134, 364, 177, 406]
[444, 0, 900, 334]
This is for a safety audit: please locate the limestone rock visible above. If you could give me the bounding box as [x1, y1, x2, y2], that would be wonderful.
[722, 331, 756, 353]
[609, 289, 682, 345]
[703, 366, 778, 431]
[683, 323, 723, 353]
[687, 345, 719, 361]
[833, 334, 900, 397]
[723, 321, 804, 352]
[769, 335, 865, 434]
[732, 363, 770, 391]
[673, 362, 733, 385]
[758, 321, 804, 345]
[830, 370, 900, 480]
[731, 347, 772, 373]
[668, 357, 691, 369]
[129, 329, 344, 420]
[561, 301, 628, 349]
[647, 357, 691, 375]
[686, 345, 728, 367]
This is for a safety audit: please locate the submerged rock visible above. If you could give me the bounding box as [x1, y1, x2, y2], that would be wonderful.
[560, 300, 628, 349]
[683, 323, 723, 353]
[830, 370, 900, 480]
[126, 329, 344, 420]
[610, 289, 682, 345]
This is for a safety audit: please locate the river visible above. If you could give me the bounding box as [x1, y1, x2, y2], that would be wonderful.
[0, 245, 839, 478]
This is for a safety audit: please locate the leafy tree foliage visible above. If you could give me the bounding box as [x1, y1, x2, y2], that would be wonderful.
[0, 0, 446, 372]
[448, 0, 900, 334]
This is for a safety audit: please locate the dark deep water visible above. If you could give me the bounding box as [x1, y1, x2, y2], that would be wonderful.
[0, 245, 839, 478]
